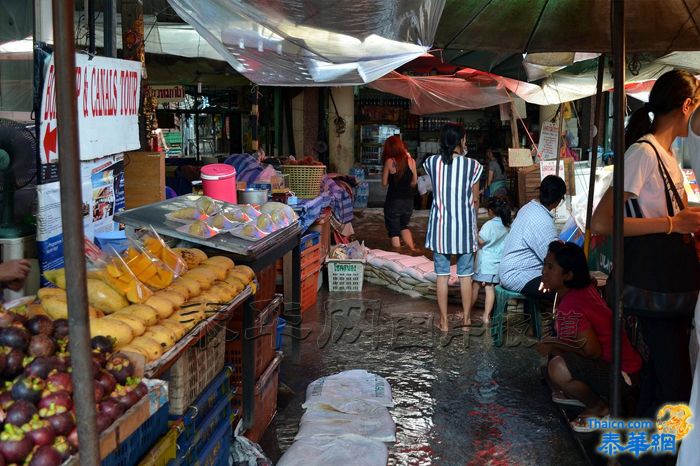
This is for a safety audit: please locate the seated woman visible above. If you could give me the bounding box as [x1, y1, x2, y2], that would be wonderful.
[537, 241, 642, 432]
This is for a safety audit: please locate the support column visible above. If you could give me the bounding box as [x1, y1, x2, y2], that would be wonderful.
[121, 0, 147, 148]
[328, 87, 354, 174]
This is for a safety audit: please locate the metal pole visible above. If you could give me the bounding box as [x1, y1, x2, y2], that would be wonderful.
[87, 0, 95, 55]
[611, 0, 626, 419]
[103, 0, 117, 57]
[52, 0, 99, 463]
[583, 55, 606, 257]
[555, 105, 564, 177]
[274, 87, 282, 156]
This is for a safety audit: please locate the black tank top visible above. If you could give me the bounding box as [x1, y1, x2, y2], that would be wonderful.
[386, 165, 413, 201]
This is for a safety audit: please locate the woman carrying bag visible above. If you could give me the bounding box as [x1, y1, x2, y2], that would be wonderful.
[592, 70, 700, 428]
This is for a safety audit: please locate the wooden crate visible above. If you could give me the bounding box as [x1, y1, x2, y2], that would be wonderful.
[516, 158, 575, 208]
[124, 151, 165, 209]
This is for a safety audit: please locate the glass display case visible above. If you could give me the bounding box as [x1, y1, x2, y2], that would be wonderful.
[359, 124, 401, 175]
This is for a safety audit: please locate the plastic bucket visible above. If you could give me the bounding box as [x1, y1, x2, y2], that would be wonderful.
[201, 164, 237, 204]
[94, 230, 129, 254]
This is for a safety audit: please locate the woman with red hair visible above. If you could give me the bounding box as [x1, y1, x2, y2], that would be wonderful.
[381, 135, 417, 250]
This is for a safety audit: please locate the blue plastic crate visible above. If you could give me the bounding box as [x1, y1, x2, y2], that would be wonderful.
[300, 231, 320, 252]
[168, 419, 231, 466]
[176, 389, 233, 458]
[102, 402, 170, 466]
[169, 367, 232, 425]
[276, 317, 286, 351]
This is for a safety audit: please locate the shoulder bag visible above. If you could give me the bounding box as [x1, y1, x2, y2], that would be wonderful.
[613, 140, 700, 317]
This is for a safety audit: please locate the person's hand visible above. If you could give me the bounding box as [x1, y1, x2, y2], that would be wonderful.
[672, 208, 700, 234]
[0, 260, 30, 288]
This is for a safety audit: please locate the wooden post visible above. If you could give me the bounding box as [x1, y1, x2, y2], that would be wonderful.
[121, 0, 147, 149]
[509, 102, 520, 149]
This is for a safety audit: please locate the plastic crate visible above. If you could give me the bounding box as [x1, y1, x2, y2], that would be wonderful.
[102, 402, 170, 466]
[300, 231, 320, 251]
[167, 327, 226, 416]
[167, 418, 231, 466]
[172, 367, 233, 449]
[301, 270, 320, 312]
[176, 390, 233, 458]
[232, 352, 281, 443]
[276, 317, 286, 351]
[138, 423, 179, 466]
[275, 233, 321, 286]
[280, 165, 326, 198]
[301, 243, 321, 280]
[226, 295, 281, 385]
[253, 263, 276, 309]
[327, 259, 365, 292]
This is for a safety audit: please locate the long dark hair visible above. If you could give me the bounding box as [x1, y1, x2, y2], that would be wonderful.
[625, 69, 700, 150]
[486, 195, 512, 228]
[439, 123, 466, 165]
[547, 241, 591, 289]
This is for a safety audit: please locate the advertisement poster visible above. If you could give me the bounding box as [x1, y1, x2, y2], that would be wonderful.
[537, 121, 560, 160]
[36, 155, 125, 280]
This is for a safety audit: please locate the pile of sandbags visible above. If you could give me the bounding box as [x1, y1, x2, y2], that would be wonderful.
[276, 370, 395, 466]
[364, 249, 463, 300]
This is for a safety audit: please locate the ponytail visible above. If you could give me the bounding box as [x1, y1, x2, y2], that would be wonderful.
[624, 108, 652, 151]
[439, 123, 466, 165]
[487, 196, 512, 228]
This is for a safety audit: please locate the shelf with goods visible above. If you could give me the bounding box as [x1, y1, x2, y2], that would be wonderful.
[112, 194, 302, 450]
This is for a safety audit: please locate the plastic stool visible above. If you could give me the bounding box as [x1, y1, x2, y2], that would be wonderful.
[491, 285, 542, 346]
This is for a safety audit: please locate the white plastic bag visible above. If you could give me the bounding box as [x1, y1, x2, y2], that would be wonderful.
[276, 434, 388, 466]
[304, 370, 393, 411]
[295, 401, 396, 442]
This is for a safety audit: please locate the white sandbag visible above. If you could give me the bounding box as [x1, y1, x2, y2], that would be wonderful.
[383, 259, 404, 274]
[367, 257, 388, 269]
[366, 277, 390, 286]
[398, 276, 421, 286]
[277, 435, 388, 466]
[378, 268, 402, 282]
[424, 272, 437, 283]
[370, 250, 401, 259]
[295, 401, 396, 442]
[394, 256, 431, 267]
[401, 288, 423, 299]
[400, 267, 428, 282]
[304, 370, 393, 411]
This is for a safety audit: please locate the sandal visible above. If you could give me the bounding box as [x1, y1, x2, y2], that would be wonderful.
[552, 390, 586, 408]
[570, 415, 609, 433]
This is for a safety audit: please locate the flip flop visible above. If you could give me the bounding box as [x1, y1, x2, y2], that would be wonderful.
[570, 415, 609, 433]
[552, 390, 586, 408]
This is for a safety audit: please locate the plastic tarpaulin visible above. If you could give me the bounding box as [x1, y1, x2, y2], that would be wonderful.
[166, 0, 444, 86]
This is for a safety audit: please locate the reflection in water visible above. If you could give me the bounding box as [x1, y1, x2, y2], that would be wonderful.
[269, 291, 584, 466]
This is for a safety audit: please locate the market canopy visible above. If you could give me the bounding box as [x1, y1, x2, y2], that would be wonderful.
[166, 0, 444, 86]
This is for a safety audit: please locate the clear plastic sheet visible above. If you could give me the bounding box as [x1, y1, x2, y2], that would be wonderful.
[166, 0, 445, 85]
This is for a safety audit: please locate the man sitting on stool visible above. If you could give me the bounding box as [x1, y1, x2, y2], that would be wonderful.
[498, 175, 567, 300]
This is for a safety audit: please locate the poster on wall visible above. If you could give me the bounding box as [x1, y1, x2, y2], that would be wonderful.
[39, 53, 141, 172]
[36, 155, 125, 281]
[537, 121, 560, 160]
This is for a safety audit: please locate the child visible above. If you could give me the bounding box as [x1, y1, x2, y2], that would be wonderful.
[472, 196, 511, 323]
[537, 241, 642, 432]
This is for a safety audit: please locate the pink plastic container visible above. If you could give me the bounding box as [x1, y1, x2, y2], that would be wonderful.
[201, 164, 237, 204]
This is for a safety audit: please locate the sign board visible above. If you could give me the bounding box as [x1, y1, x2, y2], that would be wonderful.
[148, 85, 186, 104]
[537, 121, 560, 160]
[508, 148, 533, 167]
[39, 54, 142, 163]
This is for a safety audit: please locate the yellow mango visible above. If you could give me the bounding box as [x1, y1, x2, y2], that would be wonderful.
[203, 256, 235, 271]
[154, 290, 185, 308]
[44, 269, 66, 289]
[90, 318, 133, 348]
[37, 288, 66, 301]
[144, 296, 175, 319]
[106, 314, 146, 337]
[144, 325, 177, 348]
[87, 279, 129, 313]
[232, 265, 255, 282]
[160, 320, 187, 339]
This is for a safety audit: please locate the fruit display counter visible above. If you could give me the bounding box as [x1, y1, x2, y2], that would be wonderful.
[115, 195, 303, 439]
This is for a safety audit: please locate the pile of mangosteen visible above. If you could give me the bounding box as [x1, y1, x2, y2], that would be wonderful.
[0, 311, 146, 465]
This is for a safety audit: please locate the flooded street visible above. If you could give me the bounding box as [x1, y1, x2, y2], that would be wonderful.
[263, 284, 585, 465]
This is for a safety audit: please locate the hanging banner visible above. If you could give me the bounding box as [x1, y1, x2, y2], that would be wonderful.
[537, 121, 560, 160]
[148, 85, 186, 104]
[39, 53, 141, 165]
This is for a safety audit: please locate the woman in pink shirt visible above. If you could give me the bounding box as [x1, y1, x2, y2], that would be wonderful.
[537, 241, 642, 432]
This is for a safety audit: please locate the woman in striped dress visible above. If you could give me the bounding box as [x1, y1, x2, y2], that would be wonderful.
[424, 123, 484, 332]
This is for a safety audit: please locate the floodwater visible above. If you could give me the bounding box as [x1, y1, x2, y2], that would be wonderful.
[262, 284, 585, 465]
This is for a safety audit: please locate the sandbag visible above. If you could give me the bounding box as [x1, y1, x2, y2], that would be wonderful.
[295, 401, 396, 442]
[276, 435, 388, 466]
[304, 370, 393, 411]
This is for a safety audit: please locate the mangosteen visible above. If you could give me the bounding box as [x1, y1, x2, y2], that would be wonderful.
[0, 348, 8, 375]
[67, 428, 78, 450]
[105, 354, 134, 384]
[91, 336, 114, 355]
[0, 327, 29, 351]
[4, 349, 26, 379]
[98, 399, 124, 422]
[93, 384, 105, 403]
[28, 336, 56, 359]
[38, 405, 73, 437]
[92, 350, 106, 369]
[111, 385, 139, 410]
[11, 313, 27, 326]
[11, 376, 45, 404]
[94, 370, 117, 396]
[131, 380, 148, 400]
[26, 317, 54, 337]
[23, 415, 56, 447]
[0, 392, 13, 409]
[51, 436, 70, 458]
[25, 357, 56, 380]
[52, 321, 69, 340]
[29, 444, 64, 466]
[45, 372, 72, 394]
[95, 412, 112, 433]
[0, 423, 34, 464]
[38, 392, 71, 412]
[6, 400, 37, 426]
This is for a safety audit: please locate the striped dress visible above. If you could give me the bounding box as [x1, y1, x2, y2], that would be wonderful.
[423, 154, 483, 254]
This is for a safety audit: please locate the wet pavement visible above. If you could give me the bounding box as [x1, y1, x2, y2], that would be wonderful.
[260, 208, 586, 465]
